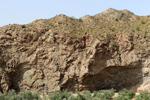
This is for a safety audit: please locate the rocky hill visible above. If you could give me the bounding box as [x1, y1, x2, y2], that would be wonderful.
[0, 8, 150, 93]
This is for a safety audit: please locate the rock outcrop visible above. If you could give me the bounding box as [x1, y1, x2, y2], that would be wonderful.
[0, 8, 150, 93]
[94, 8, 136, 21]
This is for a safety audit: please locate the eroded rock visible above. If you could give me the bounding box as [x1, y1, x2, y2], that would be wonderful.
[0, 9, 150, 93]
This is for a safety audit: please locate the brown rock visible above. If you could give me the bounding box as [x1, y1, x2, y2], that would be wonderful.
[0, 9, 149, 93]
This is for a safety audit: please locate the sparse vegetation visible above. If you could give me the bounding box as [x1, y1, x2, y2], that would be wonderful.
[58, 21, 62, 24]
[136, 26, 140, 31]
[21, 25, 26, 28]
[115, 18, 119, 21]
[2, 89, 150, 100]
[145, 29, 148, 33]
[110, 27, 115, 32]
[78, 18, 82, 22]
[2, 9, 150, 100]
[20, 9, 150, 52]
[141, 20, 145, 24]
[132, 29, 135, 32]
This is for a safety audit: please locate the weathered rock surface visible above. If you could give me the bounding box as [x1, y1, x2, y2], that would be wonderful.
[0, 9, 150, 93]
[95, 8, 136, 21]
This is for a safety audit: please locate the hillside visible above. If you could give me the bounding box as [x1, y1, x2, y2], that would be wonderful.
[0, 8, 150, 93]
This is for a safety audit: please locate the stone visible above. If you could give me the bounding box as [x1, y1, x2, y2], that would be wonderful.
[0, 9, 149, 93]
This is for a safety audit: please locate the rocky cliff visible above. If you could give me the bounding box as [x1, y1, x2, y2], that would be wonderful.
[0, 8, 150, 93]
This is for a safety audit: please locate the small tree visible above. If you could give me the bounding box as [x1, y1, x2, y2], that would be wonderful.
[78, 18, 82, 22]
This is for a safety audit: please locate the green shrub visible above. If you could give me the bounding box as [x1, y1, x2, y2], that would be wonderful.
[0, 90, 41, 100]
[17, 90, 41, 100]
[93, 89, 115, 100]
[110, 27, 115, 32]
[0, 90, 17, 100]
[21, 25, 26, 28]
[141, 20, 145, 24]
[115, 18, 119, 21]
[93, 91, 98, 98]
[145, 29, 148, 33]
[136, 27, 140, 31]
[43, 94, 48, 100]
[78, 18, 82, 22]
[58, 21, 62, 24]
[76, 91, 92, 100]
[135, 91, 150, 100]
[114, 89, 135, 100]
[76, 89, 114, 100]
[49, 90, 75, 100]
[4, 89, 150, 100]
[132, 29, 135, 32]
[114, 96, 130, 100]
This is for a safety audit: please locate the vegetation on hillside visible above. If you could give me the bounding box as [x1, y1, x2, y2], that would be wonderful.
[1, 9, 150, 100]
[1, 9, 150, 52]
[1, 89, 150, 100]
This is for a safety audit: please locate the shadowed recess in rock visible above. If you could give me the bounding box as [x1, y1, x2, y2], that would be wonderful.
[0, 8, 150, 93]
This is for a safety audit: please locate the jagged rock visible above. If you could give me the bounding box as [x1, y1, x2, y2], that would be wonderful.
[95, 8, 136, 21]
[0, 8, 150, 93]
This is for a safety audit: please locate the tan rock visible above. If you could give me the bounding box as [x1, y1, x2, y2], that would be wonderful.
[0, 9, 149, 93]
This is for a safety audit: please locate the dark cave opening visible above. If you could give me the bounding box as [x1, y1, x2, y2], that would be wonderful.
[81, 65, 143, 92]
[7, 71, 20, 92]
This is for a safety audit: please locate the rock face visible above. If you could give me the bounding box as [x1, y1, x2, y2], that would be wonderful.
[0, 8, 150, 93]
[95, 8, 136, 21]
